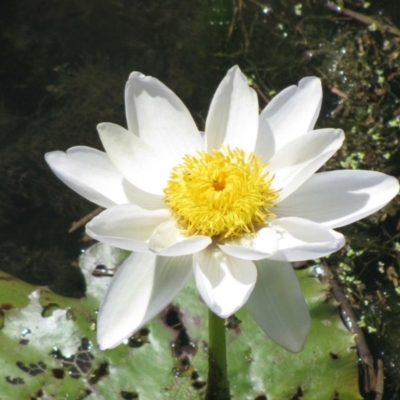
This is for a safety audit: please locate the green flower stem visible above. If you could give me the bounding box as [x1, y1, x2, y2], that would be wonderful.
[206, 309, 230, 400]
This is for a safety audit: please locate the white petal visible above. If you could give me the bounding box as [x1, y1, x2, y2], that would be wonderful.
[97, 252, 192, 349]
[205, 66, 258, 153]
[268, 217, 345, 261]
[258, 77, 322, 153]
[193, 246, 257, 317]
[125, 72, 203, 161]
[45, 147, 127, 208]
[120, 180, 166, 210]
[97, 122, 171, 195]
[45, 147, 164, 209]
[245, 259, 310, 352]
[86, 204, 170, 252]
[276, 170, 399, 229]
[149, 219, 211, 256]
[254, 118, 275, 162]
[269, 128, 344, 201]
[218, 228, 278, 260]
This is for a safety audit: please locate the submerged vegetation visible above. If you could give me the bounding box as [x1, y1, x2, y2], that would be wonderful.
[1, 0, 400, 397]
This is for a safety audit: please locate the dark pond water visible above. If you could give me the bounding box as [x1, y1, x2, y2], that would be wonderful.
[1, 0, 400, 397]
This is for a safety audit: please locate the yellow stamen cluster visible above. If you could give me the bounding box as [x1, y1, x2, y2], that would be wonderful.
[164, 147, 279, 239]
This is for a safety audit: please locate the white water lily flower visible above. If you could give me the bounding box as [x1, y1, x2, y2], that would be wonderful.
[46, 66, 399, 353]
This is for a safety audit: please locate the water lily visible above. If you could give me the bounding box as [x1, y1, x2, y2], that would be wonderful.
[46, 66, 399, 352]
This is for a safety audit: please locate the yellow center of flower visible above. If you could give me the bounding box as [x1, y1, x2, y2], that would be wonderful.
[163, 147, 279, 239]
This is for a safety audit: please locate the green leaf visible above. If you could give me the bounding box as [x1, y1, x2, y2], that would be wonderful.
[0, 244, 361, 399]
[227, 269, 362, 399]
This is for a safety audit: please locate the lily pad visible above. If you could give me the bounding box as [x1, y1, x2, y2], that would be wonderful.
[0, 243, 361, 399]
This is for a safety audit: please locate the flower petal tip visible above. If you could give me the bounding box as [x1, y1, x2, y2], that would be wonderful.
[127, 71, 148, 82]
[96, 122, 107, 131]
[388, 175, 400, 194]
[299, 76, 321, 89]
[96, 320, 124, 350]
